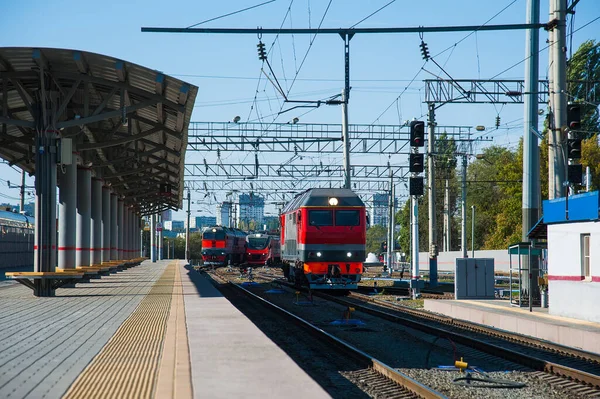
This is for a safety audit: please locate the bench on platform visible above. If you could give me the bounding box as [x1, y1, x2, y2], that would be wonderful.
[5, 272, 85, 296]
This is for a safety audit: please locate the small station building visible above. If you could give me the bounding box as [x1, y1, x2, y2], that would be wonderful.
[544, 191, 600, 322]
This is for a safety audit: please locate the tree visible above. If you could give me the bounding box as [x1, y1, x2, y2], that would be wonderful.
[188, 232, 203, 261]
[366, 225, 387, 254]
[567, 40, 600, 139]
[581, 134, 600, 190]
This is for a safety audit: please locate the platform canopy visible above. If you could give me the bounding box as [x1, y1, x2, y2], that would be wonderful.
[0, 47, 197, 214]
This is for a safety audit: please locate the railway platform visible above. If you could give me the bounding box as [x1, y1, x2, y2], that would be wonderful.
[0, 259, 329, 399]
[424, 299, 600, 356]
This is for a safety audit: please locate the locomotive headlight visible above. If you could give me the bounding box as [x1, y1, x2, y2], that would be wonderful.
[212, 228, 217, 232]
[328, 197, 339, 206]
[347, 252, 352, 258]
[316, 252, 322, 257]
[221, 251, 226, 255]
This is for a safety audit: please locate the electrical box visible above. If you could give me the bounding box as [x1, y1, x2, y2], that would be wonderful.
[455, 258, 495, 300]
[59, 138, 73, 165]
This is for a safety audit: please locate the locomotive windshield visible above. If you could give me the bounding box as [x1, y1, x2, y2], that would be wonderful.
[308, 210, 333, 226]
[335, 210, 360, 226]
[203, 230, 226, 240]
[248, 236, 270, 250]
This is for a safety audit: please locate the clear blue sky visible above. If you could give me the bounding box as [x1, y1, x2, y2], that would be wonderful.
[1, 0, 599, 219]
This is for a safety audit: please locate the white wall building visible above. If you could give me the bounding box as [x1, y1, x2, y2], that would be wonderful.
[544, 191, 600, 323]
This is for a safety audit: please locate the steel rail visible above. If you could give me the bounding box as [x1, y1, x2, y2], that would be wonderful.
[209, 272, 447, 399]
[316, 291, 600, 388]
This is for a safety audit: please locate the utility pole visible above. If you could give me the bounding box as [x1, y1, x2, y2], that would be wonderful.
[461, 154, 468, 258]
[387, 172, 395, 273]
[410, 194, 419, 299]
[427, 103, 438, 287]
[548, 0, 567, 199]
[20, 169, 25, 213]
[341, 33, 353, 189]
[186, 189, 190, 263]
[443, 179, 450, 252]
[471, 205, 476, 259]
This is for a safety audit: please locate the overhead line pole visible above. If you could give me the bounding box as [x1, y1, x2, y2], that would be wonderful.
[427, 103, 437, 287]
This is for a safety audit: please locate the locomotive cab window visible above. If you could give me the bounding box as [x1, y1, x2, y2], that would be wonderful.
[308, 210, 333, 226]
[335, 210, 360, 226]
[203, 231, 225, 240]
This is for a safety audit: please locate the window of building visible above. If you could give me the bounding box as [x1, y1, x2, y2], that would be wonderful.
[582, 234, 591, 279]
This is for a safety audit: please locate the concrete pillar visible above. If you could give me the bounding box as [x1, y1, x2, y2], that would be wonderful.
[101, 184, 111, 263]
[125, 207, 131, 259]
[117, 199, 123, 260]
[110, 193, 118, 260]
[151, 213, 156, 262]
[58, 162, 77, 270]
[158, 214, 163, 260]
[90, 178, 103, 265]
[76, 167, 91, 267]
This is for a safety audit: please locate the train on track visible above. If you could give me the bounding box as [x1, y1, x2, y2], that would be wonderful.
[246, 233, 281, 266]
[201, 226, 247, 266]
[280, 188, 366, 290]
[0, 210, 35, 269]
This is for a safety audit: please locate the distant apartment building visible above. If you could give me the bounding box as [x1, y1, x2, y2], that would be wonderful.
[192, 216, 217, 230]
[161, 209, 172, 222]
[369, 193, 398, 227]
[164, 220, 184, 231]
[237, 193, 264, 225]
[217, 202, 232, 228]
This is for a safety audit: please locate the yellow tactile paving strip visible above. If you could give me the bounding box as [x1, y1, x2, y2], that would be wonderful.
[64, 261, 176, 399]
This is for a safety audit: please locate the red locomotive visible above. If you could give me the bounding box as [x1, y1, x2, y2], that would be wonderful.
[201, 226, 247, 266]
[280, 188, 366, 290]
[246, 233, 281, 266]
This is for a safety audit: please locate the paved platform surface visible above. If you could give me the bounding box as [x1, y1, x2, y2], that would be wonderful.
[425, 299, 600, 355]
[181, 264, 330, 399]
[0, 260, 330, 398]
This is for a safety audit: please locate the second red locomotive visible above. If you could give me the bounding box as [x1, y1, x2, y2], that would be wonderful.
[246, 233, 281, 266]
[201, 226, 247, 266]
[280, 188, 366, 290]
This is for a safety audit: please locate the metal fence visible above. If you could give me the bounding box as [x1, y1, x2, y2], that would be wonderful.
[0, 224, 34, 269]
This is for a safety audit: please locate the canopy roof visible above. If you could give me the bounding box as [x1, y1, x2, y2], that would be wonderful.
[0, 47, 198, 214]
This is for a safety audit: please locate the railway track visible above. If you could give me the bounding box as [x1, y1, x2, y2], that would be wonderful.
[321, 290, 600, 390]
[208, 271, 447, 399]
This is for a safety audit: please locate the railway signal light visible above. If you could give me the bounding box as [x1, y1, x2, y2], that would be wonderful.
[410, 121, 425, 147]
[409, 153, 424, 173]
[567, 138, 582, 159]
[567, 103, 581, 130]
[257, 41, 267, 61]
[568, 164, 583, 185]
[409, 176, 424, 196]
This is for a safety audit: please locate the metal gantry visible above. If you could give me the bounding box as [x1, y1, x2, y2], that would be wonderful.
[187, 122, 478, 154]
[184, 163, 407, 179]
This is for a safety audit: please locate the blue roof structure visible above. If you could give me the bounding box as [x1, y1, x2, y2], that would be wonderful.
[542, 191, 600, 224]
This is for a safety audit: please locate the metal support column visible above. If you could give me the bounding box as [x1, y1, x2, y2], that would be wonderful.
[186, 190, 190, 263]
[90, 178, 103, 266]
[158, 214, 163, 260]
[33, 126, 58, 295]
[549, 0, 567, 199]
[410, 195, 420, 299]
[58, 162, 77, 270]
[150, 213, 156, 262]
[461, 154, 468, 258]
[20, 169, 25, 214]
[110, 193, 118, 260]
[76, 167, 91, 267]
[140, 216, 144, 258]
[117, 199, 123, 260]
[427, 103, 438, 287]
[101, 184, 111, 263]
